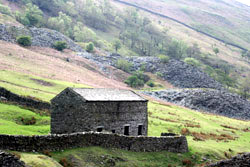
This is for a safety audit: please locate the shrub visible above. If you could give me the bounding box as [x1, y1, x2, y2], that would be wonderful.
[156, 72, 163, 78]
[53, 41, 67, 51]
[86, 42, 94, 52]
[124, 71, 150, 88]
[19, 116, 36, 125]
[59, 157, 73, 167]
[42, 150, 52, 157]
[0, 4, 12, 16]
[158, 55, 170, 63]
[184, 57, 200, 67]
[133, 71, 150, 83]
[17, 36, 32, 47]
[146, 80, 155, 87]
[116, 59, 132, 73]
[125, 75, 144, 88]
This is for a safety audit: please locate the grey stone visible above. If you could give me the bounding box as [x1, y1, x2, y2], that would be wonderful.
[0, 150, 26, 167]
[0, 133, 188, 153]
[143, 88, 250, 120]
[206, 153, 250, 167]
[0, 24, 83, 52]
[77, 53, 224, 90]
[0, 87, 50, 110]
[51, 88, 148, 136]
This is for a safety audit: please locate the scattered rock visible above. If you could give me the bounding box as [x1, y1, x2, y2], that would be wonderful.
[0, 96, 7, 101]
[143, 88, 250, 120]
[206, 153, 250, 167]
[0, 24, 83, 52]
[77, 52, 224, 90]
[0, 150, 26, 167]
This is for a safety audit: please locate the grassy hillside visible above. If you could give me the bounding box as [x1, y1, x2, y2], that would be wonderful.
[2, 100, 250, 166]
[1, 0, 250, 92]
[0, 47, 249, 165]
[0, 102, 50, 135]
[0, 1, 249, 166]
[120, 0, 250, 49]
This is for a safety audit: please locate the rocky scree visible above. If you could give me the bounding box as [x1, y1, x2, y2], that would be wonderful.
[77, 52, 224, 90]
[206, 153, 250, 167]
[0, 150, 26, 167]
[143, 88, 250, 120]
[0, 24, 83, 52]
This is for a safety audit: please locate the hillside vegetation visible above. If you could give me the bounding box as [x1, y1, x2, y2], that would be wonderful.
[120, 0, 250, 50]
[0, 0, 249, 166]
[0, 0, 249, 94]
[1, 99, 250, 166]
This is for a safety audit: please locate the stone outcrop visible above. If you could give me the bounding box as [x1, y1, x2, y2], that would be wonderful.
[0, 132, 188, 153]
[0, 87, 50, 110]
[0, 150, 26, 167]
[143, 89, 250, 120]
[0, 24, 83, 52]
[78, 52, 224, 90]
[206, 153, 250, 167]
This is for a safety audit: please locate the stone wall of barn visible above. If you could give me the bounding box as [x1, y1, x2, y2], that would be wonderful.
[0, 132, 188, 153]
[51, 100, 148, 136]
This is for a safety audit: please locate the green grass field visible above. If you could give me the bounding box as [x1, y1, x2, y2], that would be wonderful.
[2, 100, 249, 166]
[0, 103, 50, 135]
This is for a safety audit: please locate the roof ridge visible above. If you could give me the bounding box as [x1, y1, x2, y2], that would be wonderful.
[70, 88, 147, 102]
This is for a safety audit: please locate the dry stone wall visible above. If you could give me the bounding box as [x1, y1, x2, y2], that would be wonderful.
[0, 132, 188, 153]
[0, 87, 50, 110]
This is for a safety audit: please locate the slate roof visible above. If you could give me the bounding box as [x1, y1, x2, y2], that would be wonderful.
[71, 88, 147, 102]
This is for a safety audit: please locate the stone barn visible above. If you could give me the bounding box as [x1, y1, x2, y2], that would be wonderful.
[51, 88, 148, 136]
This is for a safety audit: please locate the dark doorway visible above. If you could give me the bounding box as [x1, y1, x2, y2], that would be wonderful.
[138, 125, 143, 135]
[97, 127, 103, 132]
[112, 130, 116, 134]
[124, 126, 129, 136]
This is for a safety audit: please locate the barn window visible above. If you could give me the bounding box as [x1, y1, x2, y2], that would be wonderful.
[97, 126, 104, 132]
[112, 130, 116, 134]
[124, 126, 130, 136]
[138, 125, 143, 135]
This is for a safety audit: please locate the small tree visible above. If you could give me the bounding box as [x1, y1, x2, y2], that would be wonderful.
[146, 80, 155, 87]
[0, 4, 12, 16]
[53, 41, 67, 51]
[17, 36, 31, 47]
[239, 76, 250, 99]
[113, 40, 121, 53]
[158, 55, 170, 63]
[116, 59, 132, 73]
[24, 3, 43, 26]
[184, 57, 200, 67]
[86, 42, 94, 53]
[213, 47, 219, 55]
[125, 75, 144, 88]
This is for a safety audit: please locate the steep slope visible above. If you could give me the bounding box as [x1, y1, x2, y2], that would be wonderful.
[116, 0, 250, 49]
[0, 41, 129, 95]
[78, 52, 224, 89]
